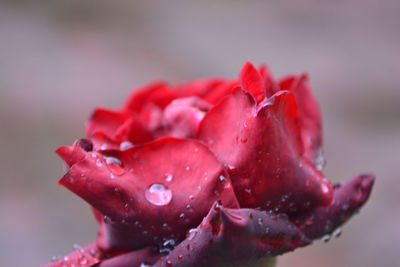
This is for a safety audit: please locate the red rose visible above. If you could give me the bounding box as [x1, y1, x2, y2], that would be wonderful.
[45, 62, 374, 267]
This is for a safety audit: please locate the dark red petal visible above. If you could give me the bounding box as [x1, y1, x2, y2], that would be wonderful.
[86, 108, 128, 139]
[240, 62, 266, 103]
[98, 247, 161, 267]
[279, 74, 322, 164]
[294, 173, 375, 240]
[153, 203, 310, 267]
[58, 138, 239, 253]
[42, 243, 101, 267]
[198, 89, 333, 213]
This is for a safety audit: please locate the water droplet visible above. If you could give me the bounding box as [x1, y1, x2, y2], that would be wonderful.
[321, 183, 330, 194]
[219, 175, 226, 182]
[100, 143, 107, 150]
[322, 234, 331, 243]
[178, 254, 183, 260]
[105, 156, 125, 175]
[103, 215, 113, 224]
[159, 239, 176, 254]
[96, 159, 103, 167]
[120, 141, 133, 151]
[123, 203, 130, 212]
[185, 166, 191, 171]
[314, 148, 326, 171]
[165, 173, 173, 183]
[145, 184, 172, 206]
[332, 227, 342, 238]
[240, 137, 248, 143]
[140, 263, 152, 267]
[189, 194, 195, 200]
[179, 213, 186, 219]
[187, 228, 198, 240]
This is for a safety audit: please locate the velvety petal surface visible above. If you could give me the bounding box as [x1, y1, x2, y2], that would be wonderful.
[279, 74, 322, 164]
[154, 202, 310, 267]
[198, 88, 333, 213]
[98, 247, 161, 267]
[42, 243, 100, 267]
[57, 138, 239, 252]
[239, 62, 267, 103]
[293, 173, 375, 240]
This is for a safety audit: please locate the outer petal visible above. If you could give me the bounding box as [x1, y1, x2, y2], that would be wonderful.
[293, 173, 375, 240]
[198, 89, 333, 213]
[154, 203, 310, 267]
[279, 74, 322, 165]
[98, 247, 161, 267]
[57, 138, 239, 253]
[42, 243, 101, 267]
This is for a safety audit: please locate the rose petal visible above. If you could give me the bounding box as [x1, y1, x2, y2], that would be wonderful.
[154, 202, 310, 267]
[240, 62, 266, 103]
[123, 82, 172, 112]
[42, 243, 101, 267]
[162, 97, 211, 138]
[293, 173, 375, 240]
[198, 88, 333, 213]
[98, 247, 161, 267]
[86, 108, 128, 139]
[258, 64, 277, 97]
[58, 138, 239, 253]
[279, 74, 322, 164]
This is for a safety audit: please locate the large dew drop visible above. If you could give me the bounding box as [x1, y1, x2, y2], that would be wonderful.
[145, 184, 172, 206]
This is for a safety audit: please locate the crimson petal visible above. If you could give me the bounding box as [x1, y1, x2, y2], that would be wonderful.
[279, 74, 322, 164]
[154, 202, 310, 267]
[198, 88, 333, 213]
[294, 173, 375, 240]
[240, 61, 266, 103]
[57, 138, 239, 253]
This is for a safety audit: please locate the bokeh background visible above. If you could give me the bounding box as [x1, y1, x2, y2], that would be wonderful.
[0, 1, 399, 266]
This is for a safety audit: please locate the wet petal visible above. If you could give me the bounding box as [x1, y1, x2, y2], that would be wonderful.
[198, 89, 333, 213]
[98, 247, 161, 267]
[154, 203, 310, 267]
[58, 138, 239, 253]
[42, 243, 100, 267]
[240, 62, 266, 103]
[294, 173, 375, 240]
[279, 74, 322, 164]
[86, 108, 128, 140]
[162, 97, 211, 138]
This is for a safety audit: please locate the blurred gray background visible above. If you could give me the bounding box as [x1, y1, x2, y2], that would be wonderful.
[0, 1, 399, 266]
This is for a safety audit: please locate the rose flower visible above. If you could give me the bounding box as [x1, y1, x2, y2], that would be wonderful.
[45, 62, 374, 267]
